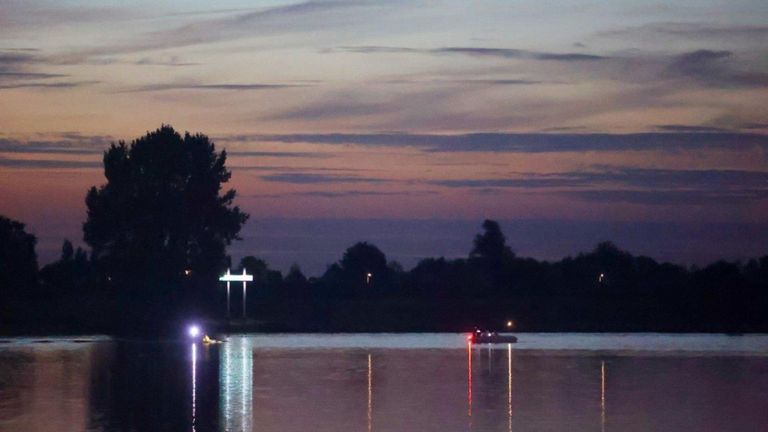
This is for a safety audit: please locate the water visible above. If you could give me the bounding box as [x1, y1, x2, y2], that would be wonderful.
[1, 334, 767, 432]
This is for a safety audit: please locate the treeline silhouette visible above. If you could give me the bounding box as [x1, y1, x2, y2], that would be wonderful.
[2, 216, 767, 334]
[2, 125, 767, 334]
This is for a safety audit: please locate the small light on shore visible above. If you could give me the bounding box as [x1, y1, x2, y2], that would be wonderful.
[189, 325, 200, 338]
[507, 320, 514, 328]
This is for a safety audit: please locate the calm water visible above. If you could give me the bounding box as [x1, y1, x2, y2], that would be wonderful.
[1, 334, 767, 432]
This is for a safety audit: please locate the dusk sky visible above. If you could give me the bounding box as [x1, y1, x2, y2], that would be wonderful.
[1, 0, 767, 275]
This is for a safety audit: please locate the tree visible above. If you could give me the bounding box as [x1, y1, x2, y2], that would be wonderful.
[340, 242, 390, 287]
[470, 219, 513, 264]
[40, 239, 91, 296]
[284, 263, 308, 291]
[469, 219, 514, 293]
[0, 215, 38, 318]
[82, 125, 248, 324]
[240, 256, 269, 284]
[240, 256, 282, 291]
[285, 263, 307, 283]
[319, 242, 395, 294]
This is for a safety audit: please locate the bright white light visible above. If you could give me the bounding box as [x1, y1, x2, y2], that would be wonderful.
[189, 325, 200, 338]
[219, 268, 253, 282]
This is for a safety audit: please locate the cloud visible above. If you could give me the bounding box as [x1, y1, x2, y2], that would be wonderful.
[0, 50, 87, 89]
[250, 190, 438, 198]
[0, 81, 98, 90]
[336, 45, 608, 61]
[0, 71, 67, 79]
[0, 51, 46, 78]
[260, 173, 391, 184]
[666, 49, 768, 88]
[599, 22, 768, 43]
[57, 1, 370, 61]
[428, 166, 768, 205]
[430, 176, 586, 189]
[381, 78, 544, 86]
[134, 56, 201, 67]
[568, 189, 768, 205]
[274, 99, 392, 120]
[0, 156, 100, 169]
[428, 167, 768, 190]
[0, 135, 113, 154]
[226, 151, 331, 158]
[0, 51, 37, 67]
[654, 124, 731, 133]
[252, 131, 768, 153]
[127, 82, 308, 92]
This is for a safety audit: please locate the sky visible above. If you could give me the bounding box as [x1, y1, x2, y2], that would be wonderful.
[1, 0, 767, 275]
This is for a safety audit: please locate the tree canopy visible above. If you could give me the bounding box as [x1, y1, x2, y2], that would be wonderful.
[0, 215, 38, 313]
[83, 125, 248, 287]
[470, 219, 514, 264]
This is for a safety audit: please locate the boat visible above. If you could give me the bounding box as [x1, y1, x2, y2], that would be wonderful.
[471, 330, 518, 344]
[202, 334, 224, 345]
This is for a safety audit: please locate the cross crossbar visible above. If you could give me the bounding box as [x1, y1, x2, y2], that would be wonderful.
[219, 274, 253, 282]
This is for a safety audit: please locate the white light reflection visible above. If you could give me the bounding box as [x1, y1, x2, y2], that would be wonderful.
[507, 343, 512, 432]
[601, 360, 606, 432]
[220, 336, 253, 432]
[367, 354, 373, 432]
[191, 343, 197, 432]
[467, 340, 472, 422]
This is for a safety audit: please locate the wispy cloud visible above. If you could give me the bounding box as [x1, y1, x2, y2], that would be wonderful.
[252, 131, 768, 153]
[654, 124, 731, 133]
[0, 81, 98, 90]
[666, 49, 768, 88]
[568, 188, 768, 205]
[429, 167, 768, 190]
[57, 1, 371, 61]
[0, 156, 100, 169]
[250, 190, 437, 199]
[226, 150, 331, 158]
[126, 82, 309, 93]
[0, 71, 67, 79]
[599, 22, 768, 43]
[336, 46, 608, 61]
[261, 173, 391, 184]
[134, 56, 201, 67]
[0, 135, 113, 154]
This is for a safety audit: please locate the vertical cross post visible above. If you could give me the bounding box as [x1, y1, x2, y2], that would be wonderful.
[242, 269, 247, 318]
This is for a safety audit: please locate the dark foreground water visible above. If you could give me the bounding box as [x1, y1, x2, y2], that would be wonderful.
[1, 334, 767, 432]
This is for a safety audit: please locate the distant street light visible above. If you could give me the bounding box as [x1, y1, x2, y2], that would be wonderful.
[366, 272, 372, 284]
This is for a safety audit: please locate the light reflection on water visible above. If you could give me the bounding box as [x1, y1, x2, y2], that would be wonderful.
[219, 337, 252, 432]
[191, 343, 197, 432]
[1, 334, 767, 432]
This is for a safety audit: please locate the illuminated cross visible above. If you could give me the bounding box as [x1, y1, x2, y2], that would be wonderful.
[219, 268, 254, 319]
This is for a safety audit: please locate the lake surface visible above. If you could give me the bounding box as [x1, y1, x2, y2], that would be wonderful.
[1, 333, 767, 432]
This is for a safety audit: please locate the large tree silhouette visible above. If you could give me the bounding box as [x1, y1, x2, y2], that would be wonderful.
[0, 215, 38, 322]
[83, 125, 248, 319]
